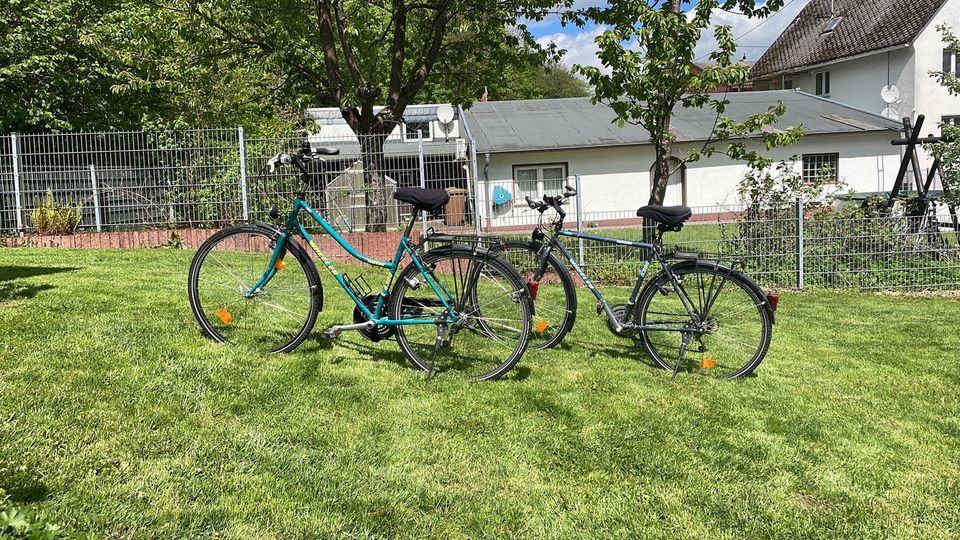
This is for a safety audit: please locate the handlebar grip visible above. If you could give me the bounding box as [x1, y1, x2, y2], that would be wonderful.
[525, 196, 538, 209]
[564, 184, 577, 196]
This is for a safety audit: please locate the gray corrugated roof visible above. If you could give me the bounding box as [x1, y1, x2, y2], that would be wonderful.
[462, 91, 903, 154]
[305, 105, 455, 126]
[750, 0, 947, 79]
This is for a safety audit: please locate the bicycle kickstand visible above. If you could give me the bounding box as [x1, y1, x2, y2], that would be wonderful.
[674, 332, 693, 379]
[425, 322, 448, 383]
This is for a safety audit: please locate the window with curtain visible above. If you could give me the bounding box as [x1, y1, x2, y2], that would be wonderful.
[513, 164, 568, 200]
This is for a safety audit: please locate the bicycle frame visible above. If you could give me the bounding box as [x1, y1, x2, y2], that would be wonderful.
[536, 228, 704, 333]
[246, 196, 457, 327]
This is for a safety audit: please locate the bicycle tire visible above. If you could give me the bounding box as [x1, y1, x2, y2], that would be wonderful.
[634, 261, 772, 379]
[389, 246, 532, 381]
[502, 240, 577, 349]
[188, 224, 322, 353]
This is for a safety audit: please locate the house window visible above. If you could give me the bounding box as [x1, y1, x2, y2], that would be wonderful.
[403, 121, 432, 141]
[783, 79, 794, 90]
[513, 164, 567, 201]
[802, 153, 839, 183]
[943, 116, 960, 127]
[943, 49, 960, 78]
[815, 71, 831, 97]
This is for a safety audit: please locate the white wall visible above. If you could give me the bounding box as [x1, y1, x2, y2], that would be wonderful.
[310, 119, 461, 143]
[783, 48, 915, 120]
[913, 0, 960, 134]
[478, 131, 902, 228]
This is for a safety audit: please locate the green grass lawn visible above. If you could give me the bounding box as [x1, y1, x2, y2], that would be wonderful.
[1, 247, 959, 539]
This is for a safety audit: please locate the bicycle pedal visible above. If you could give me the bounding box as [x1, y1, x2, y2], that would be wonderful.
[320, 327, 341, 339]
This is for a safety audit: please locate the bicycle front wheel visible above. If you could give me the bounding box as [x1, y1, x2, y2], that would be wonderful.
[188, 225, 321, 353]
[389, 247, 532, 381]
[502, 240, 577, 349]
[635, 263, 772, 379]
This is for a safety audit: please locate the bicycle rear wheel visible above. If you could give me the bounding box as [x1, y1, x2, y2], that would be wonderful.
[635, 262, 772, 379]
[389, 247, 531, 380]
[188, 225, 321, 353]
[502, 240, 577, 349]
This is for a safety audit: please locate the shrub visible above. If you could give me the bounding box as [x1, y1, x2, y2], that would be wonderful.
[0, 487, 75, 539]
[30, 190, 83, 235]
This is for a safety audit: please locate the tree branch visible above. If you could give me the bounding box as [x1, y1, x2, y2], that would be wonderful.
[332, 0, 367, 89]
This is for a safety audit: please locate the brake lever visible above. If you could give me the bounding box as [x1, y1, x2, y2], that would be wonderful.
[267, 154, 282, 173]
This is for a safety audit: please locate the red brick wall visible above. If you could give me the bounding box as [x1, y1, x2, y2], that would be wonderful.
[0, 227, 419, 263]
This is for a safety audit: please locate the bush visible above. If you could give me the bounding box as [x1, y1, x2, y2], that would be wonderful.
[29, 190, 83, 235]
[0, 487, 77, 539]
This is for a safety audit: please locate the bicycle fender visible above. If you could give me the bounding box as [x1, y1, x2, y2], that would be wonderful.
[662, 260, 775, 325]
[252, 222, 324, 312]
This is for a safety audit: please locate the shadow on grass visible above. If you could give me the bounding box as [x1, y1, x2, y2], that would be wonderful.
[0, 266, 79, 303]
[0, 466, 50, 504]
[331, 337, 412, 369]
[0, 266, 79, 282]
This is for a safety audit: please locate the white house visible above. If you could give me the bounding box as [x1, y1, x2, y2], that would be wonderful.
[305, 104, 464, 143]
[751, 0, 960, 134]
[460, 91, 904, 229]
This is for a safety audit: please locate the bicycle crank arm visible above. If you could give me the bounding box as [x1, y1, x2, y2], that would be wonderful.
[598, 301, 626, 333]
[321, 321, 376, 339]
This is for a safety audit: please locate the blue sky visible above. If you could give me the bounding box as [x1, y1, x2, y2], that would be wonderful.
[529, 0, 811, 70]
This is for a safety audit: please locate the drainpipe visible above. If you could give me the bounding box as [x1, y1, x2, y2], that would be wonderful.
[484, 153, 492, 232]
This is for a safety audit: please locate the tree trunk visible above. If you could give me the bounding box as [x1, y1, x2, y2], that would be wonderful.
[360, 132, 389, 232]
[649, 135, 673, 206]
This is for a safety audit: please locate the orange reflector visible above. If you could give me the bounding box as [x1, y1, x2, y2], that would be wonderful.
[534, 320, 550, 333]
[701, 358, 717, 369]
[274, 259, 286, 270]
[216, 308, 234, 325]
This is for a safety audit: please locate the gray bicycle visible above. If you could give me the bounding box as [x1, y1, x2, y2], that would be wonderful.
[502, 185, 778, 379]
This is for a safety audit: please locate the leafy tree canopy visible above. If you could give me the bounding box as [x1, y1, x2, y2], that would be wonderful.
[566, 0, 805, 206]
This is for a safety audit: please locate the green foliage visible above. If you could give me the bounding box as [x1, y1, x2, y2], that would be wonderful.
[483, 61, 589, 101]
[0, 0, 294, 134]
[172, 0, 569, 135]
[930, 123, 960, 208]
[929, 24, 960, 95]
[928, 26, 960, 209]
[738, 158, 841, 211]
[0, 488, 76, 540]
[29, 190, 83, 236]
[0, 0, 153, 132]
[566, 0, 804, 205]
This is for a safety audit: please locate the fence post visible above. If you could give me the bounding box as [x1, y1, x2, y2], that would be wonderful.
[237, 126, 249, 221]
[89, 164, 102, 232]
[11, 133, 23, 232]
[470, 138, 481, 237]
[796, 198, 805, 289]
[575, 174, 584, 266]
[418, 131, 427, 238]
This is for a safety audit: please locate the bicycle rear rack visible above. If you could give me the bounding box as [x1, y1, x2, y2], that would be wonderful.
[421, 228, 508, 255]
[664, 246, 746, 270]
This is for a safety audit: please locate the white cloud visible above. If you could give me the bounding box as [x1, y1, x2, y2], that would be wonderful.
[537, 26, 608, 70]
[693, 0, 811, 62]
[535, 0, 811, 72]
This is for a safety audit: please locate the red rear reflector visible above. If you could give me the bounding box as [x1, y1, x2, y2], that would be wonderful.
[767, 292, 780, 311]
[528, 281, 539, 300]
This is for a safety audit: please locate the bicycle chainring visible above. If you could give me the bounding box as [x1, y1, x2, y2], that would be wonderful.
[608, 304, 638, 339]
[353, 294, 396, 342]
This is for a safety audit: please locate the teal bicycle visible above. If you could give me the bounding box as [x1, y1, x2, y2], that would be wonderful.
[187, 144, 532, 380]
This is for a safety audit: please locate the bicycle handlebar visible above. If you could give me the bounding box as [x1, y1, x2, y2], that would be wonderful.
[267, 145, 327, 174]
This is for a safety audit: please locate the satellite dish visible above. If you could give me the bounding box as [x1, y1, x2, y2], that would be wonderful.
[881, 85, 900, 105]
[880, 106, 900, 120]
[436, 104, 455, 124]
[436, 104, 455, 140]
